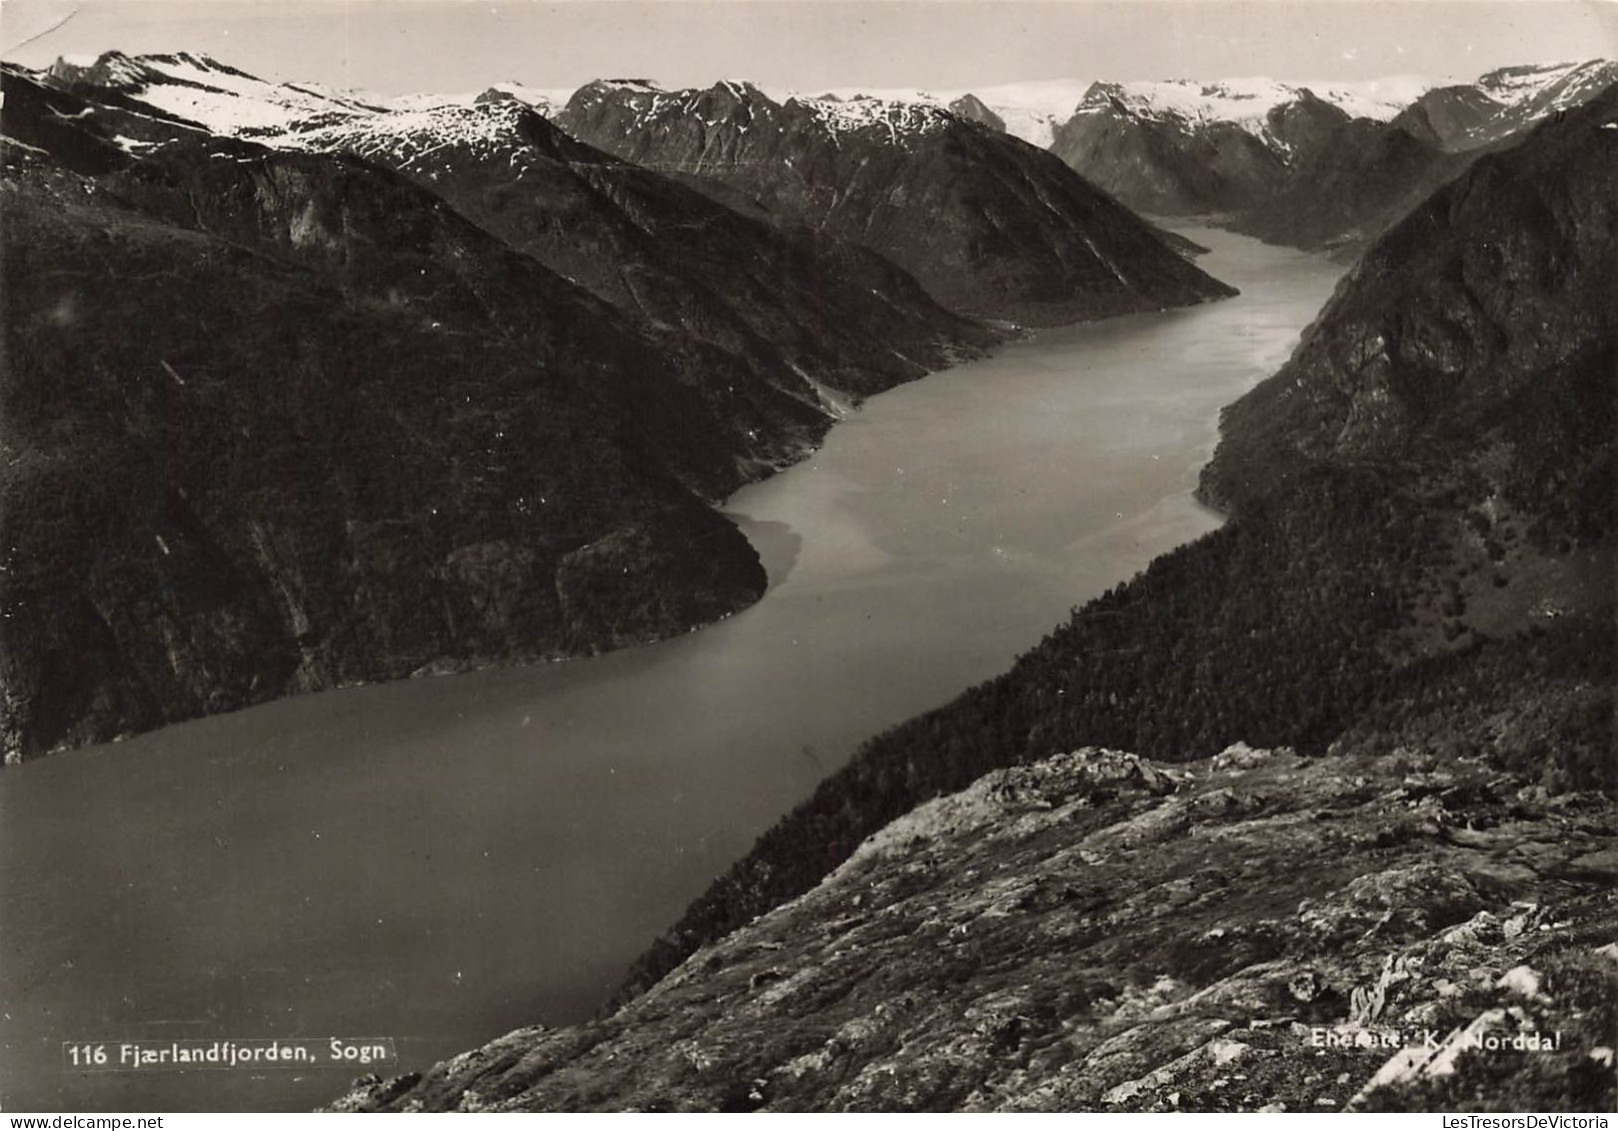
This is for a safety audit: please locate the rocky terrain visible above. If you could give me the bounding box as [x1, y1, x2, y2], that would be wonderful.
[555, 80, 1236, 325]
[335, 744, 1617, 1112]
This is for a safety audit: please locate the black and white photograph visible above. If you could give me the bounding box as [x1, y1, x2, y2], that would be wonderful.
[0, 0, 1614, 1116]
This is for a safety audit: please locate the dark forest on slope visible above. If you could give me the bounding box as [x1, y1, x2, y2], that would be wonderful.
[614, 88, 1618, 1007]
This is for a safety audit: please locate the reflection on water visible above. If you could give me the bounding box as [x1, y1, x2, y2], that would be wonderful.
[0, 228, 1345, 1111]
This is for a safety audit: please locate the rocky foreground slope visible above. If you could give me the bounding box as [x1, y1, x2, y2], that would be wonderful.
[336, 745, 1617, 1112]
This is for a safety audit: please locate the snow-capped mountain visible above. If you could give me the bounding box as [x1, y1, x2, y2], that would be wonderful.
[1046, 60, 1615, 251]
[776, 76, 1422, 149]
[296, 97, 540, 178]
[382, 80, 574, 114]
[560, 78, 965, 151]
[776, 80, 1093, 147]
[45, 50, 385, 139]
[42, 49, 572, 155]
[1065, 77, 1408, 144]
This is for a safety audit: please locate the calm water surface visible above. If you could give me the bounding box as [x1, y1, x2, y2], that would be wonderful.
[0, 228, 1344, 1110]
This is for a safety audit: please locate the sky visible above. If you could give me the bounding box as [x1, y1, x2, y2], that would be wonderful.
[1, 0, 1613, 95]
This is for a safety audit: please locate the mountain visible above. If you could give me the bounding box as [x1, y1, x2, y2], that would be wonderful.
[1049, 77, 1458, 251]
[286, 96, 998, 407]
[36, 54, 1236, 332]
[335, 744, 1618, 1111]
[41, 50, 572, 140]
[43, 50, 388, 141]
[1049, 63, 1614, 252]
[1201, 82, 1618, 521]
[942, 91, 1006, 132]
[555, 80, 1237, 326]
[0, 66, 773, 759]
[967, 79, 1100, 147]
[36, 52, 997, 417]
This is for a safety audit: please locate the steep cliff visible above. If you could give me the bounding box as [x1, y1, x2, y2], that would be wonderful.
[1201, 84, 1618, 521]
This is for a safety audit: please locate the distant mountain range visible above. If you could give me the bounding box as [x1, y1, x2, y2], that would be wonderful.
[33, 49, 1615, 260]
[1050, 60, 1617, 250]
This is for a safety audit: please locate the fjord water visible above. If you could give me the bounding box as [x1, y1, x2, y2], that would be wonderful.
[0, 229, 1343, 1111]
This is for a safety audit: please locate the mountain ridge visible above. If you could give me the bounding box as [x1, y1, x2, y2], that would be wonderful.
[333, 743, 1618, 1112]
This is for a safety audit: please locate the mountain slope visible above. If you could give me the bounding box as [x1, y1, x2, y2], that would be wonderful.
[0, 70, 781, 760]
[556, 80, 1236, 326]
[39, 52, 997, 419]
[1201, 83, 1618, 517]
